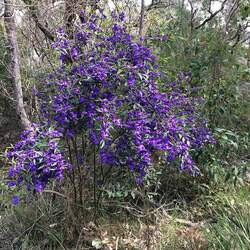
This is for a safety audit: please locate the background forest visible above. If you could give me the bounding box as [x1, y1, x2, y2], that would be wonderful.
[0, 0, 249, 249]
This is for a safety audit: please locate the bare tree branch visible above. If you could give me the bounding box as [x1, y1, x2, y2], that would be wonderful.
[195, 0, 228, 30]
[0, 80, 15, 102]
[224, 0, 239, 34]
[22, 0, 55, 41]
[187, 0, 198, 35]
[146, 0, 174, 11]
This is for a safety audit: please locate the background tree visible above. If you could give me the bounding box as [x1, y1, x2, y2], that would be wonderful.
[3, 0, 31, 130]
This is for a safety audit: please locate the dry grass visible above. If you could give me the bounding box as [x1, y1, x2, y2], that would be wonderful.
[72, 207, 208, 250]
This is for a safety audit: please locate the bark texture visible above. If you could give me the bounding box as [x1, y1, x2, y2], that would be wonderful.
[64, 0, 78, 38]
[4, 0, 31, 130]
[139, 0, 145, 37]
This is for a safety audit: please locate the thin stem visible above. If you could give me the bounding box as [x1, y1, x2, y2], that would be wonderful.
[93, 144, 97, 212]
[66, 137, 77, 204]
[72, 137, 83, 207]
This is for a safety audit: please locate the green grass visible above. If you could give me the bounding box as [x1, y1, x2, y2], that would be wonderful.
[205, 186, 250, 250]
[1, 166, 249, 249]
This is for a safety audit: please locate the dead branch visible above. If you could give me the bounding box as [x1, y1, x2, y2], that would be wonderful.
[195, 0, 228, 29]
[22, 0, 55, 41]
[146, 0, 174, 11]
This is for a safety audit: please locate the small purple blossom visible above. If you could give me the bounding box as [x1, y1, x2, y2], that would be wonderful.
[12, 196, 20, 205]
[160, 34, 168, 41]
[6, 125, 71, 195]
[119, 12, 126, 22]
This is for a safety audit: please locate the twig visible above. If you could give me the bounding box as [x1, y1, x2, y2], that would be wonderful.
[195, 0, 228, 29]
[43, 189, 66, 198]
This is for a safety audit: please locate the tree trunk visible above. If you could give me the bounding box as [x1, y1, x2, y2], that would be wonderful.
[247, 40, 250, 68]
[139, 0, 145, 37]
[64, 0, 78, 38]
[4, 0, 31, 130]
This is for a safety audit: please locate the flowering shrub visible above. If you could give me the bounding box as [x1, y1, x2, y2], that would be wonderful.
[40, 9, 214, 182]
[6, 124, 71, 196]
[7, 7, 214, 203]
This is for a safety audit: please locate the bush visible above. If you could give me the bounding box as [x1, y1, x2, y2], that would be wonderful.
[5, 8, 214, 205]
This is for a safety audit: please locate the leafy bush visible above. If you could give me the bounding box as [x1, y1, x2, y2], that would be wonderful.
[5, 8, 214, 205]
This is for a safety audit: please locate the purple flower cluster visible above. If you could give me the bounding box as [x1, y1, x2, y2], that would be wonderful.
[39, 9, 214, 183]
[6, 124, 71, 200]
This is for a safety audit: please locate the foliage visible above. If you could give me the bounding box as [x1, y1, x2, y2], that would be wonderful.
[0, 24, 9, 85]
[0, 195, 67, 249]
[5, 125, 71, 197]
[205, 186, 250, 250]
[146, 0, 250, 187]
[5, 7, 214, 204]
[147, 2, 249, 128]
[198, 128, 249, 185]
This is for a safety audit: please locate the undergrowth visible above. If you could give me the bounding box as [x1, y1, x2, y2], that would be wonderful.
[1, 172, 249, 249]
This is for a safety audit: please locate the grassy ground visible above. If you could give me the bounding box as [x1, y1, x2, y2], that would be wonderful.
[0, 178, 249, 250]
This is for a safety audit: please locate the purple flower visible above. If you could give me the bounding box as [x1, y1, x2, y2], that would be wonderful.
[70, 47, 80, 60]
[89, 23, 96, 30]
[12, 196, 20, 205]
[7, 125, 72, 196]
[8, 181, 16, 187]
[119, 12, 126, 22]
[160, 34, 168, 41]
[128, 75, 136, 86]
[35, 182, 44, 193]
